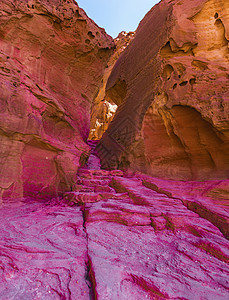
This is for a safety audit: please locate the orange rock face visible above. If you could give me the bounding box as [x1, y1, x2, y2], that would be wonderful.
[97, 0, 229, 180]
[0, 0, 114, 200]
[89, 31, 135, 140]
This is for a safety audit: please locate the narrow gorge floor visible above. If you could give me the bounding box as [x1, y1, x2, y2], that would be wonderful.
[0, 141, 228, 299]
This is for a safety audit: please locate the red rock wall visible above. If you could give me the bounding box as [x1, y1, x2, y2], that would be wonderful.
[0, 0, 114, 200]
[97, 0, 229, 180]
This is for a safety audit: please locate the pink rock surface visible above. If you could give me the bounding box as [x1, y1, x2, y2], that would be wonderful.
[85, 176, 229, 299]
[0, 145, 229, 299]
[139, 174, 229, 239]
[0, 201, 90, 299]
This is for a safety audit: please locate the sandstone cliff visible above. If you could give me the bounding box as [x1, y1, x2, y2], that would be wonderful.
[0, 0, 114, 200]
[97, 0, 229, 181]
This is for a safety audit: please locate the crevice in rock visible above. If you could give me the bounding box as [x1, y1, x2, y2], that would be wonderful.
[81, 206, 98, 300]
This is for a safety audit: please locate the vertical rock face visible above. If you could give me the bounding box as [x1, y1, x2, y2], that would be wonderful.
[89, 31, 135, 140]
[97, 0, 229, 180]
[0, 0, 114, 200]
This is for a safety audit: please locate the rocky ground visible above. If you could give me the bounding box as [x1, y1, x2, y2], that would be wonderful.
[0, 141, 228, 299]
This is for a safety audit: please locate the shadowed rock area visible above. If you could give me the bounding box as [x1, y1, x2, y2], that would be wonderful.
[0, 0, 229, 299]
[97, 0, 229, 181]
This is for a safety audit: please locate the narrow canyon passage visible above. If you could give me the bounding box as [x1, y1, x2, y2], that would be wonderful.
[0, 141, 228, 299]
[0, 0, 229, 299]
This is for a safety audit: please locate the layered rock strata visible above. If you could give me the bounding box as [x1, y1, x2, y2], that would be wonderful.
[0, 0, 114, 200]
[97, 0, 229, 180]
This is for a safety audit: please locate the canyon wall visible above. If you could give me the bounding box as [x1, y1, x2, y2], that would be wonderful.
[0, 0, 114, 200]
[97, 0, 229, 181]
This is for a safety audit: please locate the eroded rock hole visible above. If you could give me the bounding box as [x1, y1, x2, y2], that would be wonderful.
[179, 81, 188, 86]
[89, 80, 125, 140]
[189, 78, 196, 85]
[213, 18, 229, 48]
[214, 13, 219, 19]
[75, 10, 81, 18]
[88, 31, 95, 39]
[162, 64, 174, 80]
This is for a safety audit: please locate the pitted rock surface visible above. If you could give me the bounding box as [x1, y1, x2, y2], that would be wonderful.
[97, 0, 229, 181]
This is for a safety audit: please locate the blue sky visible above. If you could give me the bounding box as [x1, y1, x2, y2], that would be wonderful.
[76, 0, 160, 38]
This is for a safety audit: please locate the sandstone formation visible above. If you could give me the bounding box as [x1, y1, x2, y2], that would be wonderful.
[0, 143, 228, 299]
[0, 1, 229, 299]
[0, 0, 114, 200]
[97, 0, 229, 180]
[89, 31, 135, 140]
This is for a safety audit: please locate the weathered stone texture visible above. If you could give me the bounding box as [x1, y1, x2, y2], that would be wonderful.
[0, 0, 114, 200]
[97, 0, 229, 180]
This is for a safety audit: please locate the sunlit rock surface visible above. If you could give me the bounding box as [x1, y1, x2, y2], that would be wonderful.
[89, 31, 135, 140]
[97, 0, 229, 180]
[0, 0, 114, 200]
[0, 143, 228, 299]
